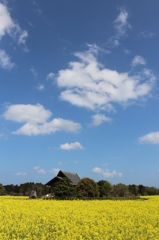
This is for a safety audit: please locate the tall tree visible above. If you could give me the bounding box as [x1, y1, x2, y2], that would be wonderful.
[54, 177, 76, 198]
[97, 180, 113, 197]
[113, 183, 129, 197]
[76, 178, 99, 198]
[138, 185, 147, 196]
[128, 184, 138, 196]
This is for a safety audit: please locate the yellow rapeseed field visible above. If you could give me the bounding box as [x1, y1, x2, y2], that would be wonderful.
[0, 196, 159, 239]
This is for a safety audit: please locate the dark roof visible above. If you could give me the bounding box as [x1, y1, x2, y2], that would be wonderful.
[45, 170, 80, 186]
[60, 171, 80, 185]
[45, 176, 62, 186]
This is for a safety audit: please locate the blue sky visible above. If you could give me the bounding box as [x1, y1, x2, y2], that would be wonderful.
[0, 0, 159, 187]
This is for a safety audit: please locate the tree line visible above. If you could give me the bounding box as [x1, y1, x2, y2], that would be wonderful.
[0, 178, 158, 198]
[53, 178, 158, 199]
[0, 182, 50, 196]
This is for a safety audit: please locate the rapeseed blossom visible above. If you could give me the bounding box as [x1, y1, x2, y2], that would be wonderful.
[0, 196, 159, 239]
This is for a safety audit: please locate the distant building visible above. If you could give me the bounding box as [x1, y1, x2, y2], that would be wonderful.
[29, 190, 37, 199]
[45, 170, 80, 194]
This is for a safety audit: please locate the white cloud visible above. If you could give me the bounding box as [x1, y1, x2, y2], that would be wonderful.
[124, 49, 131, 54]
[60, 142, 83, 150]
[139, 132, 159, 144]
[0, 49, 15, 69]
[114, 8, 131, 36]
[93, 167, 122, 178]
[0, 2, 28, 48]
[90, 114, 112, 127]
[46, 72, 55, 80]
[2, 104, 81, 136]
[92, 167, 103, 173]
[0, 133, 4, 139]
[57, 46, 155, 112]
[31, 67, 37, 77]
[108, 8, 131, 47]
[138, 31, 156, 39]
[12, 118, 81, 136]
[131, 55, 146, 67]
[103, 170, 122, 178]
[37, 84, 45, 91]
[34, 166, 46, 174]
[3, 104, 51, 123]
[49, 168, 60, 176]
[15, 172, 27, 176]
[34, 166, 40, 170]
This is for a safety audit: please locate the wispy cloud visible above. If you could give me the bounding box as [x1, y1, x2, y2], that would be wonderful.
[139, 132, 159, 144]
[15, 172, 27, 176]
[57, 45, 155, 112]
[2, 104, 81, 136]
[34, 166, 46, 174]
[31, 67, 37, 77]
[0, 2, 28, 50]
[37, 84, 45, 91]
[0, 133, 4, 139]
[46, 72, 55, 81]
[138, 31, 156, 39]
[93, 167, 122, 178]
[114, 8, 131, 36]
[32, 0, 45, 20]
[0, 49, 15, 70]
[108, 8, 131, 47]
[90, 114, 112, 127]
[48, 168, 60, 176]
[131, 55, 146, 67]
[60, 142, 83, 151]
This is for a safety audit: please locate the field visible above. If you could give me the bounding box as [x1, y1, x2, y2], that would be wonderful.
[0, 196, 159, 239]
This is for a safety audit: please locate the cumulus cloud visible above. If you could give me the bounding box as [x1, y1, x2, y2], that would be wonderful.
[0, 2, 28, 49]
[0, 49, 15, 69]
[2, 104, 81, 136]
[93, 167, 122, 178]
[139, 132, 159, 144]
[46, 72, 55, 80]
[34, 166, 46, 174]
[131, 55, 146, 67]
[57, 46, 155, 112]
[90, 114, 112, 127]
[49, 168, 60, 176]
[3, 104, 51, 123]
[60, 142, 83, 150]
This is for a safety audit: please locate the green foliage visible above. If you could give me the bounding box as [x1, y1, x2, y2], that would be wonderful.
[76, 178, 99, 198]
[146, 186, 158, 195]
[113, 183, 129, 197]
[3, 182, 50, 196]
[97, 180, 113, 197]
[0, 183, 5, 195]
[53, 177, 76, 198]
[128, 184, 138, 196]
[138, 185, 147, 196]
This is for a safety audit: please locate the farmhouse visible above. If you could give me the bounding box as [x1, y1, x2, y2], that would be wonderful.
[45, 170, 80, 194]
